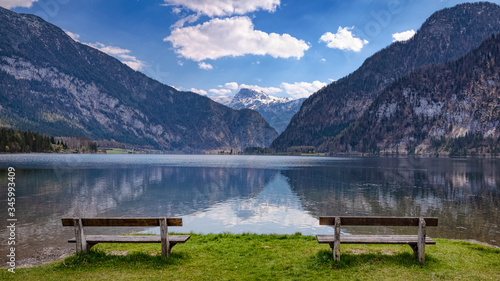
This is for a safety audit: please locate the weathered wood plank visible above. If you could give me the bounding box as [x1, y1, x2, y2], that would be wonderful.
[316, 235, 436, 244]
[160, 218, 170, 257]
[62, 217, 183, 227]
[417, 218, 426, 263]
[74, 218, 87, 254]
[333, 217, 340, 262]
[68, 235, 190, 244]
[319, 216, 438, 226]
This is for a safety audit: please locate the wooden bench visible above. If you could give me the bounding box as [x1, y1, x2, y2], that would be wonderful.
[62, 217, 190, 257]
[316, 216, 438, 263]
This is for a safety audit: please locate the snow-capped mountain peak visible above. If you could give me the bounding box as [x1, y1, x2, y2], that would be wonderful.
[230, 88, 290, 109]
[222, 88, 305, 133]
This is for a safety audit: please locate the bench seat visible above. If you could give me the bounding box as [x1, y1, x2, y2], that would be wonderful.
[316, 235, 436, 245]
[62, 217, 187, 257]
[69, 234, 190, 245]
[317, 216, 438, 263]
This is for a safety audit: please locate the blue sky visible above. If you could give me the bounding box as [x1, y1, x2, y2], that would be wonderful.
[4, 0, 500, 100]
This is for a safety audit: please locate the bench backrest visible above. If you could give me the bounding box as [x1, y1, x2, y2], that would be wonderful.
[319, 217, 438, 226]
[61, 217, 182, 227]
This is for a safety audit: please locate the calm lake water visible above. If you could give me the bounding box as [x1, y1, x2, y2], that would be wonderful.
[0, 154, 499, 263]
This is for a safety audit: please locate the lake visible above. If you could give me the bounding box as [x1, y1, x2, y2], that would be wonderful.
[0, 154, 499, 264]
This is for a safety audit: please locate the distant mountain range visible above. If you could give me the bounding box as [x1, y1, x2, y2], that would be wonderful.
[2, 2, 499, 155]
[219, 88, 305, 134]
[272, 2, 500, 153]
[0, 7, 278, 152]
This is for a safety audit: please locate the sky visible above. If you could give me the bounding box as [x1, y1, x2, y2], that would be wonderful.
[3, 0, 500, 100]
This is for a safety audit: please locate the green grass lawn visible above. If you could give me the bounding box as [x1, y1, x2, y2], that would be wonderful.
[104, 148, 134, 154]
[2, 233, 499, 280]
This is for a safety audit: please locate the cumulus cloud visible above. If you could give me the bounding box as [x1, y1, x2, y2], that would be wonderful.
[163, 0, 280, 17]
[198, 62, 213, 70]
[84, 42, 146, 71]
[64, 30, 80, 42]
[205, 80, 327, 100]
[224, 82, 239, 90]
[189, 88, 208, 95]
[392, 29, 416, 42]
[165, 16, 309, 61]
[0, 0, 37, 9]
[320, 26, 368, 52]
[205, 82, 282, 99]
[171, 13, 200, 29]
[280, 80, 327, 99]
[239, 83, 282, 95]
[209, 88, 233, 96]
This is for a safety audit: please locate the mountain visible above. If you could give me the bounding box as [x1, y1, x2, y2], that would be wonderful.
[271, 2, 500, 151]
[226, 88, 306, 134]
[327, 33, 500, 155]
[0, 7, 278, 152]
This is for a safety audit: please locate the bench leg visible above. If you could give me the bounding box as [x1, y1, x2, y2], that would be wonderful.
[333, 217, 341, 262]
[417, 218, 426, 264]
[160, 218, 170, 257]
[409, 243, 418, 259]
[87, 243, 97, 252]
[74, 219, 89, 254]
[410, 218, 427, 263]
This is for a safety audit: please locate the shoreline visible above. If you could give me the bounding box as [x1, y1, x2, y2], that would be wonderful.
[0, 151, 499, 159]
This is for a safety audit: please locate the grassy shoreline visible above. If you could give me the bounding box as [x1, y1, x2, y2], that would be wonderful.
[2, 233, 499, 280]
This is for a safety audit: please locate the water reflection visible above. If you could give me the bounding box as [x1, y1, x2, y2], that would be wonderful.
[0, 164, 279, 263]
[0, 155, 498, 265]
[283, 158, 500, 245]
[165, 174, 328, 235]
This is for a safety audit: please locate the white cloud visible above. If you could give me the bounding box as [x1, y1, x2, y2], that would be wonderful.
[209, 88, 233, 96]
[224, 82, 239, 90]
[280, 80, 327, 99]
[320, 26, 368, 52]
[189, 88, 208, 95]
[171, 13, 201, 29]
[84, 42, 146, 71]
[0, 0, 37, 9]
[165, 16, 309, 61]
[392, 29, 416, 42]
[64, 30, 80, 42]
[198, 62, 213, 70]
[190, 80, 328, 100]
[163, 0, 280, 17]
[240, 83, 282, 95]
[205, 82, 282, 98]
[122, 61, 146, 71]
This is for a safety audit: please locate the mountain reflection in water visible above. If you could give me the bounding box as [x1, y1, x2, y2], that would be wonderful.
[0, 155, 498, 264]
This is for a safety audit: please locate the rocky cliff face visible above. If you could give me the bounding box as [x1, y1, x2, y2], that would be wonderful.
[228, 88, 305, 134]
[271, 2, 500, 151]
[0, 7, 278, 151]
[328, 33, 500, 155]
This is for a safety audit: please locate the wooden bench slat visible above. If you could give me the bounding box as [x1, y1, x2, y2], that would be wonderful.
[319, 217, 438, 226]
[316, 235, 436, 245]
[68, 235, 190, 244]
[61, 217, 183, 227]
